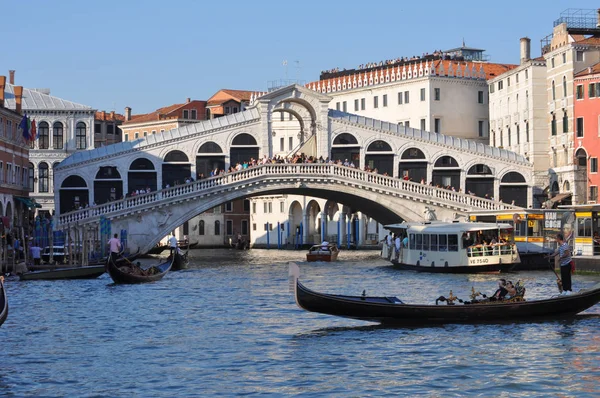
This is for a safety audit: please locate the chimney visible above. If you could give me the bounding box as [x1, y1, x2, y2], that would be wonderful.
[14, 86, 23, 114]
[101, 111, 106, 120]
[520, 37, 531, 65]
[110, 111, 115, 119]
[0, 76, 5, 108]
[8, 70, 15, 85]
[125, 106, 131, 121]
[186, 97, 191, 103]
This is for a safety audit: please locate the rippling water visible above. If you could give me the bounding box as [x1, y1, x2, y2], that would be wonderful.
[1, 249, 600, 397]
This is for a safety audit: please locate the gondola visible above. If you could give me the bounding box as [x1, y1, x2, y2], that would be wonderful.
[147, 244, 168, 255]
[106, 255, 173, 284]
[88, 249, 141, 267]
[171, 251, 189, 271]
[0, 276, 8, 327]
[19, 265, 106, 281]
[288, 263, 600, 325]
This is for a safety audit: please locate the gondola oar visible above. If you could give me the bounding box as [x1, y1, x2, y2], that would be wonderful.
[544, 255, 563, 293]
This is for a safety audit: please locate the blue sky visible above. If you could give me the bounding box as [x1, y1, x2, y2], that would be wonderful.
[1, 0, 598, 114]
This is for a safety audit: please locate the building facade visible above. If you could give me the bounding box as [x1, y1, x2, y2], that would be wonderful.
[306, 48, 517, 143]
[121, 98, 207, 143]
[574, 62, 600, 203]
[2, 71, 96, 217]
[488, 38, 549, 207]
[94, 111, 124, 148]
[542, 12, 600, 205]
[0, 74, 32, 231]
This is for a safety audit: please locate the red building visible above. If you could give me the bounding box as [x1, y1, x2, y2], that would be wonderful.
[0, 74, 33, 233]
[574, 63, 600, 203]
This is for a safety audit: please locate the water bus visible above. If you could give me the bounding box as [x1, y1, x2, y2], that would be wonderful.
[384, 220, 520, 273]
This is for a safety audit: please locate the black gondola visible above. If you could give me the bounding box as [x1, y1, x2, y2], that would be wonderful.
[171, 251, 189, 271]
[106, 255, 173, 284]
[0, 276, 8, 327]
[19, 265, 106, 281]
[88, 249, 141, 267]
[147, 244, 168, 255]
[288, 263, 600, 325]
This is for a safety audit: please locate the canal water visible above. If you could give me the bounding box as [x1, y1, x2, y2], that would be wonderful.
[1, 249, 599, 397]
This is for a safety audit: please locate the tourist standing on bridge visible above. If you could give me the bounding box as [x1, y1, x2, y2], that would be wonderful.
[107, 233, 122, 263]
[550, 233, 573, 295]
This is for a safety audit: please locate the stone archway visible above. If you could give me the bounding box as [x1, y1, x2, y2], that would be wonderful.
[61, 175, 89, 213]
[305, 200, 321, 244]
[288, 200, 303, 245]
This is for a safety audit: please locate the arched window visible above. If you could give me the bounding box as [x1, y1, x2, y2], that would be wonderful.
[563, 112, 568, 133]
[232, 133, 257, 146]
[61, 175, 87, 188]
[434, 156, 459, 168]
[401, 148, 426, 159]
[563, 180, 570, 192]
[501, 172, 526, 183]
[214, 220, 220, 235]
[130, 158, 155, 170]
[28, 163, 34, 192]
[53, 121, 64, 149]
[551, 114, 557, 135]
[39, 162, 49, 192]
[198, 142, 223, 153]
[552, 80, 556, 100]
[76, 122, 87, 149]
[199, 220, 205, 235]
[164, 150, 189, 162]
[38, 122, 49, 149]
[467, 164, 493, 175]
[562, 76, 567, 97]
[366, 140, 392, 152]
[333, 133, 358, 145]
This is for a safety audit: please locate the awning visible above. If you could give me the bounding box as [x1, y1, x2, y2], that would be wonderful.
[549, 193, 572, 203]
[15, 197, 42, 209]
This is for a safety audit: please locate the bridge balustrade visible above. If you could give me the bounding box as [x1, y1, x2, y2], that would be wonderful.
[57, 164, 519, 226]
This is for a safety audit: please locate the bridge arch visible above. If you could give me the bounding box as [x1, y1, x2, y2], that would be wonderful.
[432, 155, 460, 189]
[288, 200, 303, 244]
[60, 175, 88, 213]
[365, 139, 394, 175]
[229, 133, 259, 166]
[196, 141, 225, 179]
[273, 97, 317, 127]
[128, 157, 157, 193]
[272, 107, 306, 135]
[163, 150, 191, 187]
[331, 132, 360, 165]
[305, 199, 322, 242]
[398, 147, 428, 182]
[499, 171, 527, 206]
[465, 163, 494, 198]
[94, 166, 122, 205]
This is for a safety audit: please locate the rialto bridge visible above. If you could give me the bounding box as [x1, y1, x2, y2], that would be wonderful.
[54, 84, 529, 252]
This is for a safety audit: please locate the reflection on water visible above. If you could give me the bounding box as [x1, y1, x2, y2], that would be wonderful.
[1, 249, 599, 397]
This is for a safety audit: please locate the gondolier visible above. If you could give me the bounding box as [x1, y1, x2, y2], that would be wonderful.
[550, 233, 573, 295]
[107, 233, 122, 263]
[169, 233, 178, 255]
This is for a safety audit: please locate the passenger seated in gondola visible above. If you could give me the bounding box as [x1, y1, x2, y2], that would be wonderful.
[320, 241, 330, 251]
[490, 279, 508, 301]
[504, 281, 517, 299]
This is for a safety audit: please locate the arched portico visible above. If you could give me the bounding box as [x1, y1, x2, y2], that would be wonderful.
[398, 147, 427, 182]
[60, 175, 89, 213]
[163, 150, 191, 187]
[196, 142, 225, 178]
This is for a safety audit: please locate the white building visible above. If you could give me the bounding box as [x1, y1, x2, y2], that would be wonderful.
[489, 38, 548, 207]
[3, 73, 96, 217]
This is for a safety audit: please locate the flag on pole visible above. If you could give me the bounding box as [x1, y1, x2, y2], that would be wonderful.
[30, 119, 37, 141]
[19, 114, 30, 141]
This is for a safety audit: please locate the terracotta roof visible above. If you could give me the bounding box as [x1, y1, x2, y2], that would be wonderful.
[207, 89, 254, 105]
[208, 105, 224, 115]
[124, 100, 207, 125]
[574, 36, 600, 45]
[95, 111, 125, 122]
[306, 60, 518, 90]
[575, 62, 600, 77]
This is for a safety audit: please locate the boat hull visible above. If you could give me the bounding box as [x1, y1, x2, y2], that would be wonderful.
[106, 257, 172, 284]
[391, 260, 516, 273]
[0, 278, 7, 327]
[306, 252, 339, 262]
[19, 265, 106, 281]
[294, 278, 600, 325]
[171, 252, 189, 271]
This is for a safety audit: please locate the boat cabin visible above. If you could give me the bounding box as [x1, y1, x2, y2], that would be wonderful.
[558, 204, 600, 256]
[385, 221, 519, 271]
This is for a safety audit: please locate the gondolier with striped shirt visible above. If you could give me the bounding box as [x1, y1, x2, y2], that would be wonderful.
[551, 233, 573, 295]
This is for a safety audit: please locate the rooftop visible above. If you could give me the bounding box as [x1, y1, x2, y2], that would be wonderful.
[3, 83, 93, 111]
[125, 100, 207, 125]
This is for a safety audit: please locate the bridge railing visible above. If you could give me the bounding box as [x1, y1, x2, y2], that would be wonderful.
[57, 163, 519, 226]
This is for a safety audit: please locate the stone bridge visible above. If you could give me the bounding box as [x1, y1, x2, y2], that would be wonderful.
[53, 84, 528, 251]
[57, 164, 518, 252]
